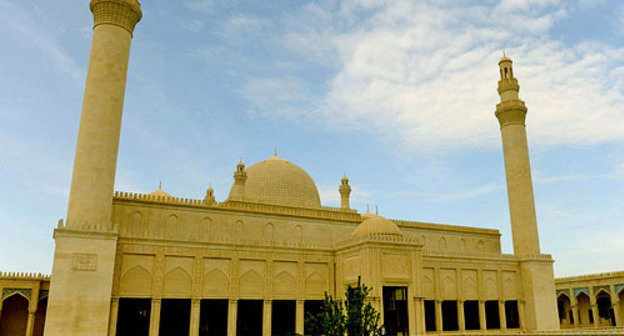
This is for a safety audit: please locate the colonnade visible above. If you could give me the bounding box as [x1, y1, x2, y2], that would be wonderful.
[110, 298, 309, 336]
[425, 299, 523, 333]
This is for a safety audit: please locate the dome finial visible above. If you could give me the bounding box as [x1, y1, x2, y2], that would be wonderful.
[158, 180, 162, 190]
[274, 146, 278, 157]
[375, 204, 378, 215]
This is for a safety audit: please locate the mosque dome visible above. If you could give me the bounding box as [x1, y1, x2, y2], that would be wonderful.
[228, 156, 322, 208]
[352, 212, 403, 238]
[148, 182, 173, 198]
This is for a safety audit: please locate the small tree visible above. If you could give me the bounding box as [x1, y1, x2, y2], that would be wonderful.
[305, 277, 382, 336]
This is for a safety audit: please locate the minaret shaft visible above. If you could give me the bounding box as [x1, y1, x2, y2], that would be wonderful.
[66, 23, 133, 225]
[45, 2, 141, 336]
[499, 119, 540, 255]
[496, 60, 540, 256]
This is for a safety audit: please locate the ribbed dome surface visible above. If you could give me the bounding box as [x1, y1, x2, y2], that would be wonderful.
[229, 156, 321, 208]
[352, 212, 403, 238]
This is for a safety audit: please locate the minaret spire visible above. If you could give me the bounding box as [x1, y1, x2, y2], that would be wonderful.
[339, 174, 351, 210]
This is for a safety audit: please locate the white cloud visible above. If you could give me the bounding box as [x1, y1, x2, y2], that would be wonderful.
[245, 0, 624, 152]
[239, 76, 311, 118]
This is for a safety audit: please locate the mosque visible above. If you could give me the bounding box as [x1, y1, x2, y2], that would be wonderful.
[0, 1, 623, 336]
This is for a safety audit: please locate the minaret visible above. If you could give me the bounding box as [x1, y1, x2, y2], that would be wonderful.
[495, 54, 540, 256]
[339, 174, 351, 210]
[65, 0, 142, 226]
[495, 55, 559, 331]
[204, 184, 216, 205]
[232, 160, 247, 201]
[45, 1, 142, 336]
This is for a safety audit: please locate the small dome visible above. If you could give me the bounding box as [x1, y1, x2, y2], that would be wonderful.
[352, 212, 403, 238]
[228, 156, 321, 208]
[499, 55, 512, 64]
[148, 182, 173, 198]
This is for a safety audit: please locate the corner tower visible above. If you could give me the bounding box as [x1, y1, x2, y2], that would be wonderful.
[45, 1, 142, 335]
[495, 55, 559, 331]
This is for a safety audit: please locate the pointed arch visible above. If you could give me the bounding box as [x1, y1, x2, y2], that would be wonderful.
[163, 266, 192, 297]
[199, 217, 213, 241]
[120, 265, 153, 296]
[235, 220, 244, 240]
[305, 271, 326, 297]
[239, 269, 264, 297]
[1, 290, 30, 303]
[557, 291, 571, 300]
[439, 237, 446, 250]
[595, 288, 611, 298]
[0, 294, 29, 336]
[165, 215, 179, 239]
[274, 271, 297, 297]
[264, 222, 275, 243]
[128, 211, 143, 235]
[202, 268, 229, 297]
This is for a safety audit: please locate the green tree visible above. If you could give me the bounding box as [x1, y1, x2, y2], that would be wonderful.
[305, 277, 382, 336]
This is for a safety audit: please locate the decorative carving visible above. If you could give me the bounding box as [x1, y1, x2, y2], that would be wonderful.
[72, 253, 97, 271]
[90, 0, 142, 35]
[163, 267, 192, 297]
[120, 265, 152, 296]
[2, 288, 32, 301]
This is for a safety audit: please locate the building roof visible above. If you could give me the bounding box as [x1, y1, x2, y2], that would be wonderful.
[229, 156, 322, 209]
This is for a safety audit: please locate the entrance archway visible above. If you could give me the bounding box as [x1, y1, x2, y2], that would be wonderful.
[0, 294, 29, 335]
[557, 294, 572, 327]
[576, 292, 591, 326]
[596, 291, 615, 326]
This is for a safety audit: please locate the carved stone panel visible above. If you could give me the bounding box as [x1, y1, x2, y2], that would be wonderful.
[422, 267, 435, 298]
[163, 256, 194, 298]
[305, 263, 328, 299]
[502, 271, 519, 299]
[202, 258, 230, 298]
[239, 260, 265, 298]
[483, 270, 498, 299]
[461, 269, 478, 299]
[273, 261, 297, 298]
[119, 254, 155, 297]
[381, 253, 409, 281]
[440, 268, 457, 299]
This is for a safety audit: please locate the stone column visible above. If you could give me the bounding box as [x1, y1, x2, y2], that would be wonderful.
[227, 300, 237, 336]
[571, 305, 579, 327]
[25, 310, 36, 336]
[458, 300, 465, 332]
[149, 299, 161, 336]
[407, 296, 416, 336]
[296, 300, 305, 335]
[519, 300, 526, 331]
[190, 299, 201, 336]
[499, 300, 507, 330]
[479, 300, 487, 331]
[435, 300, 443, 332]
[413, 298, 425, 335]
[108, 298, 120, 336]
[613, 299, 621, 327]
[263, 300, 272, 336]
[591, 303, 600, 327]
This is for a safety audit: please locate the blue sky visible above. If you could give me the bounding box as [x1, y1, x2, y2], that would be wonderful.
[0, 0, 623, 277]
